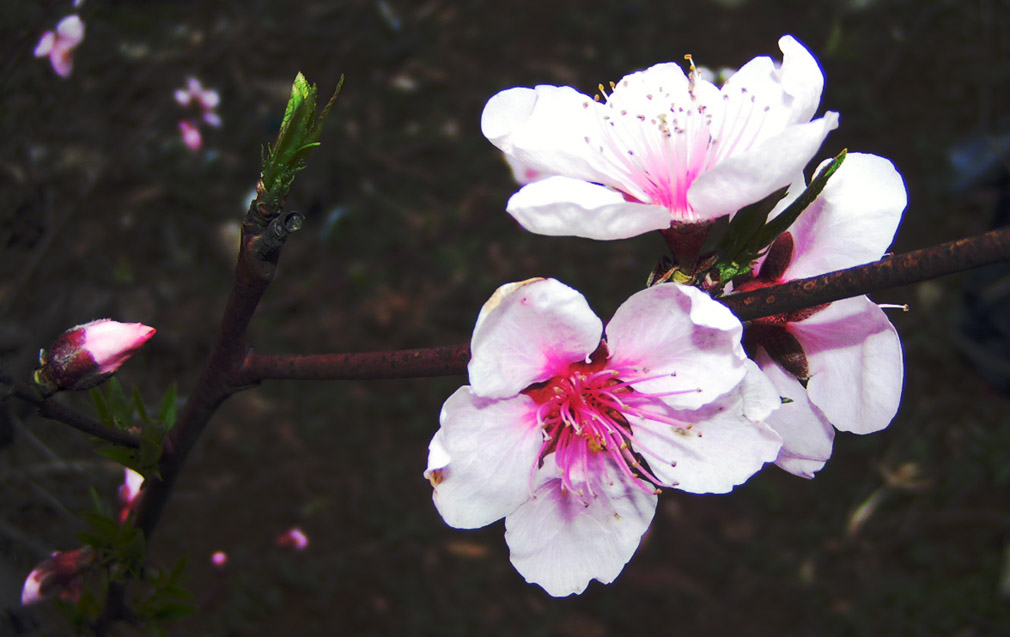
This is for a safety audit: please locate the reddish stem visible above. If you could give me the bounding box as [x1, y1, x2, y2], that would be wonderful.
[238, 226, 1010, 382]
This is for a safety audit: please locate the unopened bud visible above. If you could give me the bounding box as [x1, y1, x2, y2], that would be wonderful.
[34, 319, 156, 392]
[116, 468, 145, 524]
[21, 547, 95, 606]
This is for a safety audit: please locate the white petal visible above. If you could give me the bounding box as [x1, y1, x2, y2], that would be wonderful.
[34, 32, 55, 57]
[506, 176, 671, 240]
[481, 85, 613, 185]
[504, 455, 657, 597]
[56, 15, 84, 45]
[776, 35, 825, 125]
[469, 279, 602, 398]
[754, 350, 834, 478]
[630, 384, 782, 493]
[689, 114, 839, 220]
[784, 153, 908, 280]
[795, 297, 904, 434]
[427, 387, 544, 529]
[606, 283, 746, 410]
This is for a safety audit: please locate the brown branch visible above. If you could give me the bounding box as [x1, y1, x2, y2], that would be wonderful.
[0, 368, 141, 449]
[238, 226, 1010, 383]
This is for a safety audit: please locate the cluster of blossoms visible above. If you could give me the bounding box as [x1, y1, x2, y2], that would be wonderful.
[426, 35, 906, 595]
[34, 14, 85, 78]
[174, 77, 222, 151]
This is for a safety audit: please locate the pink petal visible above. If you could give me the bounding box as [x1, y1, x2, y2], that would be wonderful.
[469, 279, 602, 399]
[427, 387, 543, 529]
[506, 176, 671, 240]
[794, 297, 903, 434]
[784, 153, 908, 280]
[34, 32, 55, 58]
[688, 113, 839, 220]
[504, 455, 657, 597]
[606, 283, 746, 410]
[180, 120, 202, 150]
[49, 44, 75, 78]
[629, 365, 782, 493]
[82, 320, 156, 374]
[754, 350, 834, 478]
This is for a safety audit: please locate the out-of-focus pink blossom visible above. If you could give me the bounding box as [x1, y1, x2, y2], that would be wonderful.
[116, 468, 144, 524]
[179, 120, 202, 151]
[175, 77, 221, 150]
[34, 319, 156, 392]
[21, 547, 95, 606]
[211, 551, 228, 567]
[34, 15, 85, 78]
[276, 527, 309, 550]
[426, 278, 781, 596]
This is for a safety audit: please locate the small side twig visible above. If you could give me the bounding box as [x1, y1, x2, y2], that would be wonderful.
[0, 367, 141, 449]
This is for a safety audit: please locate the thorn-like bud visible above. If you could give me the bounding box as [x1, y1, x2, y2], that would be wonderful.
[34, 319, 156, 392]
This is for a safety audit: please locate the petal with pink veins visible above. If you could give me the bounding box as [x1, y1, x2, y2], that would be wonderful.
[784, 153, 907, 280]
[628, 363, 782, 493]
[504, 455, 657, 597]
[754, 349, 834, 478]
[606, 283, 746, 410]
[688, 113, 838, 220]
[793, 296, 903, 434]
[469, 279, 602, 398]
[506, 176, 671, 240]
[427, 387, 543, 529]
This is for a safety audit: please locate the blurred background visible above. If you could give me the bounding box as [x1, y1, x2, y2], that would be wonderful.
[2, 0, 1010, 634]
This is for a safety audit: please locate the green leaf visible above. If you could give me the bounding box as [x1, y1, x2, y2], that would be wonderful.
[91, 387, 111, 425]
[88, 486, 110, 518]
[133, 386, 151, 424]
[751, 149, 847, 250]
[259, 73, 343, 210]
[159, 383, 178, 431]
[107, 378, 133, 430]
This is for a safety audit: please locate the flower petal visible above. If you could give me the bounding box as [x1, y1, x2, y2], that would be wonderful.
[34, 32, 55, 58]
[55, 15, 84, 45]
[629, 377, 782, 494]
[784, 153, 908, 280]
[426, 387, 543, 529]
[506, 177, 671, 239]
[504, 455, 656, 597]
[469, 279, 602, 398]
[688, 113, 839, 220]
[481, 85, 613, 185]
[794, 297, 903, 434]
[606, 283, 746, 410]
[754, 349, 834, 478]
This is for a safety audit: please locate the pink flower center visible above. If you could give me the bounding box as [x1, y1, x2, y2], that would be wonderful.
[586, 75, 772, 222]
[524, 345, 695, 498]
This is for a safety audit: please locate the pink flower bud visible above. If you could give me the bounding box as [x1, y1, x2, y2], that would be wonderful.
[116, 468, 145, 523]
[35, 319, 155, 392]
[21, 547, 95, 606]
[179, 120, 202, 151]
[275, 527, 309, 551]
[210, 551, 228, 568]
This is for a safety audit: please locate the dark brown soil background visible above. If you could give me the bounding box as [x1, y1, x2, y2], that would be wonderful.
[3, 0, 1010, 635]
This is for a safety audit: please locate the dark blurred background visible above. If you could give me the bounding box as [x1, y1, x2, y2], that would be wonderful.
[2, 0, 1010, 634]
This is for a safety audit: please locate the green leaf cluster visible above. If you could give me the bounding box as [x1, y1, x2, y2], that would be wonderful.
[90, 379, 177, 479]
[258, 72, 343, 212]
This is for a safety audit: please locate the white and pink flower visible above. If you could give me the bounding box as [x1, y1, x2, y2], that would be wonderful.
[736, 153, 907, 477]
[34, 15, 85, 79]
[481, 35, 837, 239]
[35, 319, 156, 392]
[425, 279, 781, 596]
